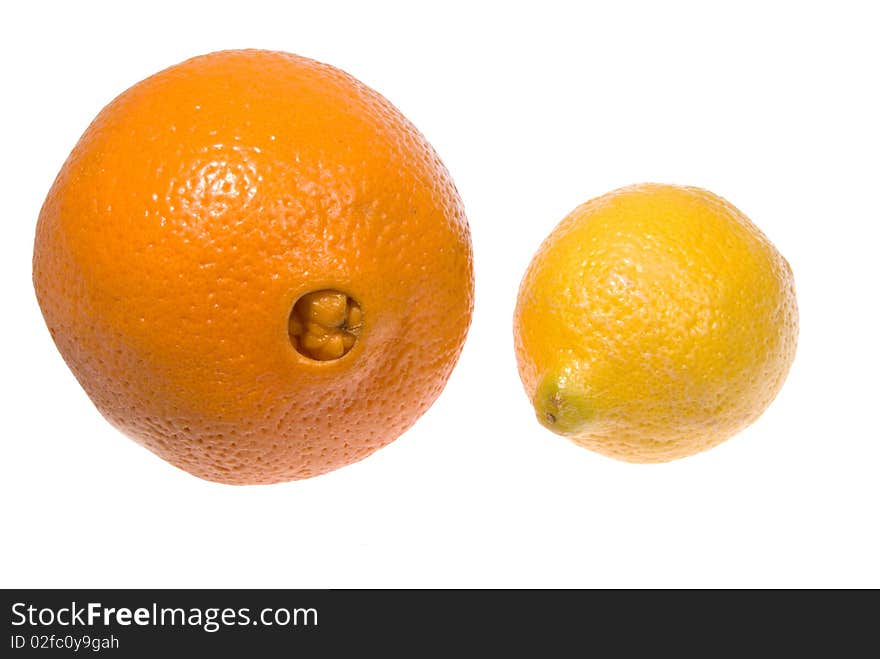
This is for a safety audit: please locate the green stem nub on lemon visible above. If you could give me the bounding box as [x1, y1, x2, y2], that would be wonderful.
[534, 371, 593, 436]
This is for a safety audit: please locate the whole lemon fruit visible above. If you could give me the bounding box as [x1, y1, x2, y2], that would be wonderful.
[514, 183, 797, 462]
[33, 50, 473, 484]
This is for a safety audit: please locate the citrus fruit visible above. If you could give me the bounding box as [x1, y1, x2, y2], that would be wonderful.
[514, 183, 797, 462]
[33, 49, 474, 484]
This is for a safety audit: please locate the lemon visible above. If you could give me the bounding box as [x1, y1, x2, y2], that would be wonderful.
[514, 184, 798, 462]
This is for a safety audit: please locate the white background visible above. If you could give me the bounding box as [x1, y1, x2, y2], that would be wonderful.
[2, 1, 878, 588]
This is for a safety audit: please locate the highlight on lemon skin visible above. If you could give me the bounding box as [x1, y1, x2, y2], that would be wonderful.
[289, 290, 363, 361]
[534, 370, 593, 436]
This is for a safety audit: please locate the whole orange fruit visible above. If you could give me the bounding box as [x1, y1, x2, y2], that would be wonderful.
[33, 50, 473, 484]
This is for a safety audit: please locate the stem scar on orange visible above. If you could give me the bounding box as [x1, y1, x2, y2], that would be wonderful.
[33, 49, 474, 485]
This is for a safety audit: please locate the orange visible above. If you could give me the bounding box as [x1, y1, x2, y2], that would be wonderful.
[33, 49, 474, 485]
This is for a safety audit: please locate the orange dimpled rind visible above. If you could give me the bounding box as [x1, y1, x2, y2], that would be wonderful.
[33, 50, 474, 484]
